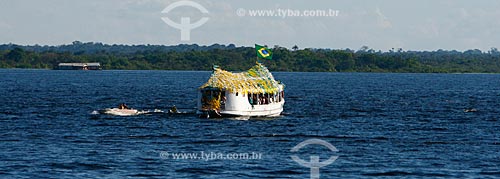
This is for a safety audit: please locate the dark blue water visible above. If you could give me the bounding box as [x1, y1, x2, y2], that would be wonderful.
[1, 69, 500, 178]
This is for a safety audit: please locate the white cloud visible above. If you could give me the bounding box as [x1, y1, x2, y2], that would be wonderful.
[375, 7, 391, 29]
[418, 20, 440, 37]
[0, 21, 12, 29]
[458, 8, 469, 19]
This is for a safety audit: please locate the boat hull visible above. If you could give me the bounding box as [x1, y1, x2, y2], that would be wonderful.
[219, 103, 283, 117]
[197, 90, 285, 118]
[100, 108, 141, 116]
[198, 106, 283, 118]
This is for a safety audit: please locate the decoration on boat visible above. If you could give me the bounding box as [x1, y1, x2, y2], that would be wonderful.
[199, 62, 282, 94]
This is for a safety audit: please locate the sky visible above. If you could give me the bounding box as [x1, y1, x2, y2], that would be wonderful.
[0, 0, 499, 51]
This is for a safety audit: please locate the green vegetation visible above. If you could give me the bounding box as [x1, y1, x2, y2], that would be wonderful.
[1, 42, 500, 73]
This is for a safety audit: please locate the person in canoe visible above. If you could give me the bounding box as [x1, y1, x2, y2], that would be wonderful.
[118, 103, 130, 109]
[169, 105, 178, 114]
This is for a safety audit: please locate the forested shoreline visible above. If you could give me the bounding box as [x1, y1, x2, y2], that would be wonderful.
[1, 42, 500, 73]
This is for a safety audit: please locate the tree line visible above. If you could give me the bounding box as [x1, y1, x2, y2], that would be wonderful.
[1, 42, 500, 73]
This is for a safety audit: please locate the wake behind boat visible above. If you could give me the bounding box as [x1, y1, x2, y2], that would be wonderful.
[94, 104, 189, 117]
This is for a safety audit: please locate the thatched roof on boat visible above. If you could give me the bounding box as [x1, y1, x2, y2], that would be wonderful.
[199, 62, 283, 94]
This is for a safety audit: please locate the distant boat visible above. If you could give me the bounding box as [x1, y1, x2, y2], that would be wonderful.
[99, 108, 142, 116]
[197, 62, 285, 118]
[56, 63, 101, 70]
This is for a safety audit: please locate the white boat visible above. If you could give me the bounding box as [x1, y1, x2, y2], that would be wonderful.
[100, 108, 143, 116]
[197, 62, 285, 118]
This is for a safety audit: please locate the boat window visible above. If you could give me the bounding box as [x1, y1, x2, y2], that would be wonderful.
[236, 92, 238, 96]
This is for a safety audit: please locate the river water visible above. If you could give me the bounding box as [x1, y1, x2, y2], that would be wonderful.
[1, 69, 499, 178]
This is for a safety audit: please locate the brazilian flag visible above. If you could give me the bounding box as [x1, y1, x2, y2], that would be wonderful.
[255, 44, 272, 60]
